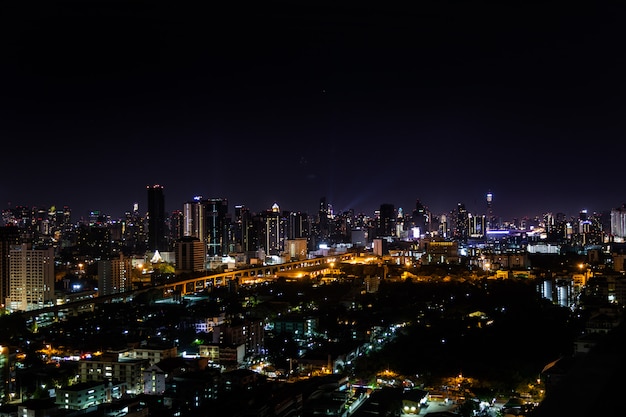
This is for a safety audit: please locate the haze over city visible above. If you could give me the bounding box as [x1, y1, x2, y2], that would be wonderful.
[1, 2, 625, 220]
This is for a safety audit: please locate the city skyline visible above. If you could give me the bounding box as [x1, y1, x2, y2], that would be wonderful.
[1, 186, 621, 226]
[1, 3, 624, 222]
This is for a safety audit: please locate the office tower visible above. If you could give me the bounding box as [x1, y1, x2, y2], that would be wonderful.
[317, 197, 331, 240]
[97, 254, 133, 296]
[486, 191, 494, 229]
[123, 204, 146, 253]
[411, 200, 430, 237]
[183, 196, 205, 241]
[376, 203, 396, 238]
[0, 226, 21, 309]
[453, 202, 469, 241]
[287, 211, 310, 240]
[233, 205, 257, 253]
[147, 184, 167, 252]
[205, 198, 229, 257]
[5, 243, 54, 312]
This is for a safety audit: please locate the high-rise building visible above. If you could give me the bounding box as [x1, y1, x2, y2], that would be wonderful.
[611, 204, 626, 240]
[205, 198, 229, 257]
[0, 226, 21, 309]
[5, 244, 55, 312]
[453, 202, 469, 242]
[260, 203, 285, 256]
[234, 205, 257, 253]
[376, 203, 396, 238]
[147, 184, 167, 252]
[411, 200, 430, 237]
[183, 196, 205, 241]
[486, 191, 494, 229]
[175, 237, 206, 272]
[97, 254, 133, 296]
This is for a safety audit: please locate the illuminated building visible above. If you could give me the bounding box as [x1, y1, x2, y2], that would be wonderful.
[469, 214, 486, 239]
[486, 191, 496, 230]
[204, 198, 229, 256]
[5, 244, 54, 312]
[421, 239, 460, 265]
[183, 196, 205, 241]
[453, 202, 469, 242]
[234, 205, 257, 253]
[0, 225, 20, 310]
[78, 353, 148, 395]
[97, 254, 132, 296]
[610, 204, 626, 240]
[411, 200, 430, 237]
[175, 237, 206, 272]
[55, 381, 108, 410]
[260, 203, 285, 256]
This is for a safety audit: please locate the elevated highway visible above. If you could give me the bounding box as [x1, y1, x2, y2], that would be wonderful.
[162, 253, 356, 295]
[18, 253, 358, 321]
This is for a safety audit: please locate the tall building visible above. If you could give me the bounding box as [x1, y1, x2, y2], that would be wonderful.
[147, 184, 167, 252]
[233, 205, 257, 253]
[611, 204, 626, 240]
[261, 203, 285, 256]
[183, 196, 205, 241]
[5, 244, 55, 312]
[375, 203, 395, 238]
[0, 225, 21, 309]
[486, 191, 495, 230]
[97, 254, 133, 296]
[318, 197, 330, 240]
[205, 198, 229, 257]
[411, 200, 430, 237]
[453, 202, 469, 242]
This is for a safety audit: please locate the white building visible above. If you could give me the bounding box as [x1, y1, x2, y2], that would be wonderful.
[611, 205, 626, 240]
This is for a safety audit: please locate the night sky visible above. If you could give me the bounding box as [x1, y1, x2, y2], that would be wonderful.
[1, 2, 625, 221]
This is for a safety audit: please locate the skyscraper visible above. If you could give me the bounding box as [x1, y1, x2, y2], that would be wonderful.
[147, 185, 167, 252]
[205, 198, 229, 257]
[5, 243, 54, 312]
[453, 202, 469, 241]
[260, 203, 285, 256]
[486, 191, 495, 230]
[376, 203, 396, 238]
[183, 196, 205, 241]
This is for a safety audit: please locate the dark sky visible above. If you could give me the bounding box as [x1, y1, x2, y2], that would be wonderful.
[1, 1, 625, 221]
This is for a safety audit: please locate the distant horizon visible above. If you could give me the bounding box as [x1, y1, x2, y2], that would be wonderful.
[2, 189, 620, 225]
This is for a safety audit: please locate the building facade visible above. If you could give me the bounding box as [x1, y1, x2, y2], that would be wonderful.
[5, 244, 54, 312]
[97, 254, 133, 296]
